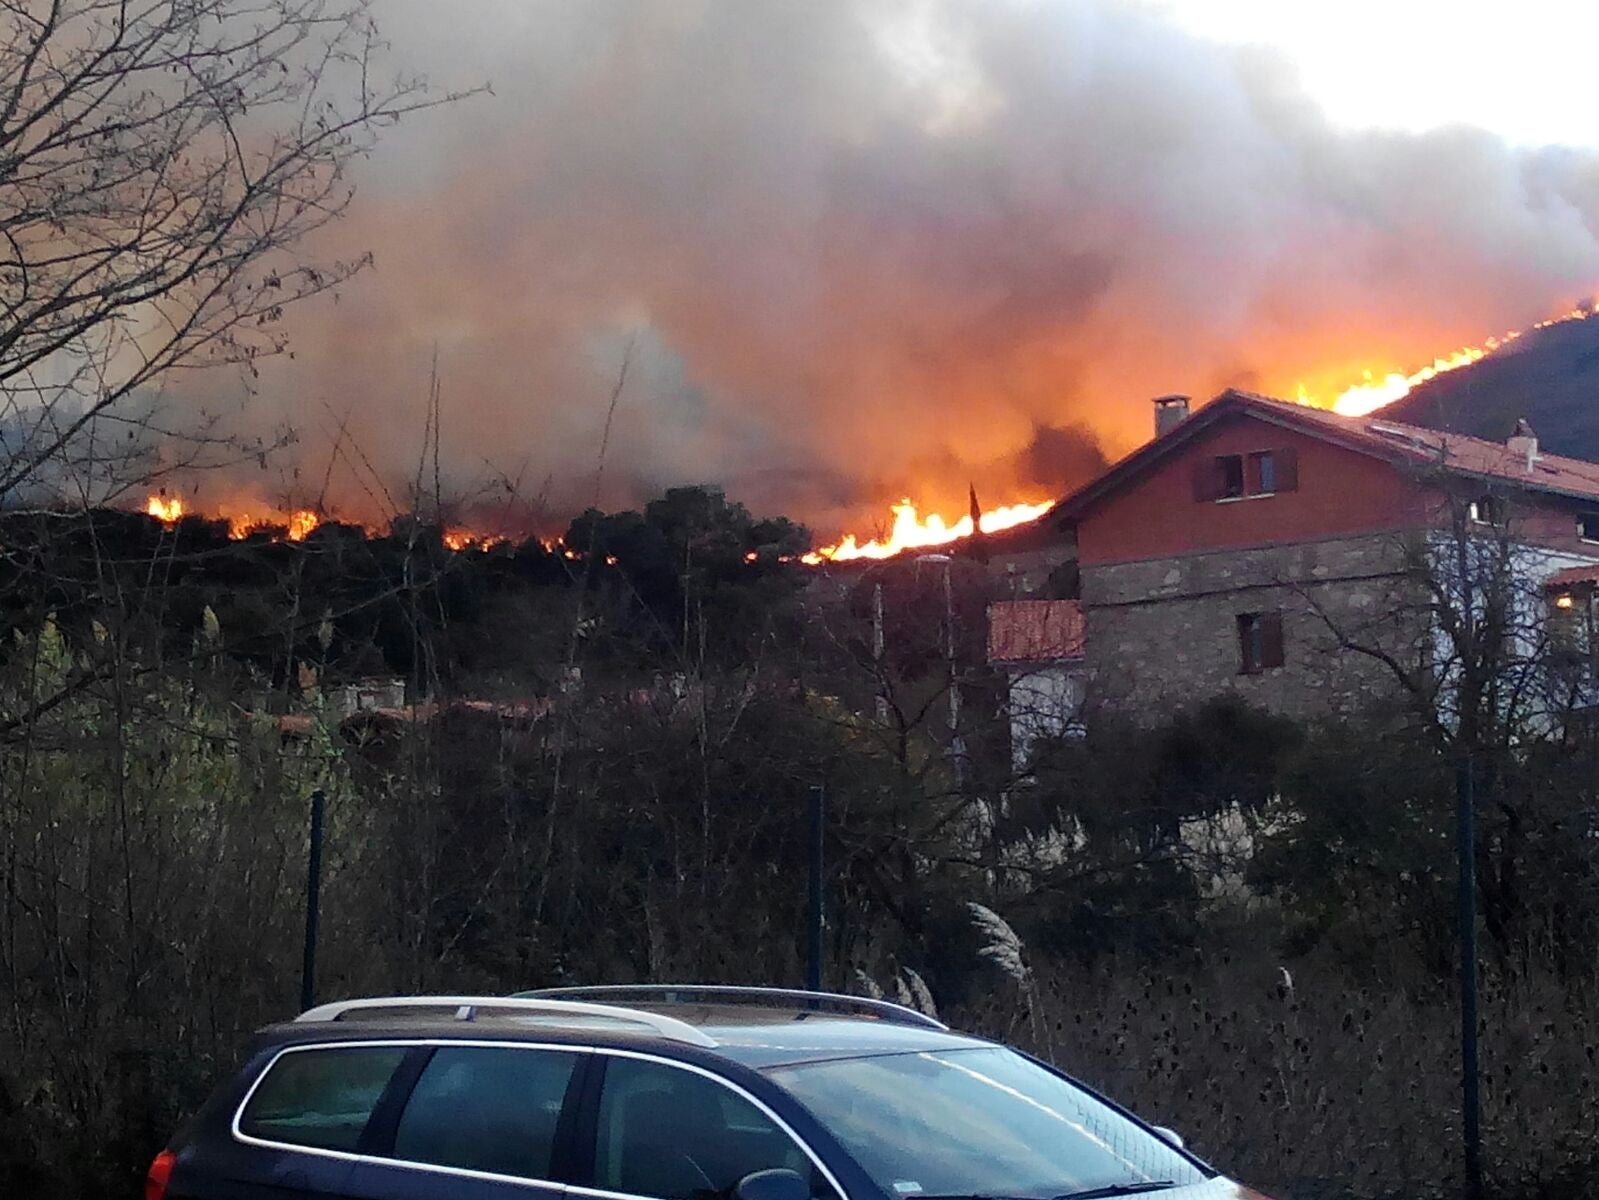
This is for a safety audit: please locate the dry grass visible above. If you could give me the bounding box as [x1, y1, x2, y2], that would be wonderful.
[956, 953, 1599, 1200]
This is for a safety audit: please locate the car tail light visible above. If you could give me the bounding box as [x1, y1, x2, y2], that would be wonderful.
[144, 1149, 176, 1200]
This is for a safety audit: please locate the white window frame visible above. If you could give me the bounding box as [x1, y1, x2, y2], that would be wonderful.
[231, 1040, 847, 1199]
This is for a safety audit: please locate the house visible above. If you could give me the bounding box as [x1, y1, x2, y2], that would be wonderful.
[987, 599, 1086, 768]
[1051, 389, 1599, 722]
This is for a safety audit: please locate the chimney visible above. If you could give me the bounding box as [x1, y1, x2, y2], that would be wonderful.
[1153, 394, 1190, 438]
[1507, 417, 1538, 471]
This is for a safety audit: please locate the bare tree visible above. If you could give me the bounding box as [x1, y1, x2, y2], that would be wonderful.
[0, 0, 469, 502]
[1301, 489, 1575, 748]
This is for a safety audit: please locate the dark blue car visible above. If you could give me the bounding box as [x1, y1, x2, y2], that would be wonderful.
[145, 986, 1270, 1200]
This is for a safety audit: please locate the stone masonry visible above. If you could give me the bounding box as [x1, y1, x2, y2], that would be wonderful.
[1081, 532, 1430, 722]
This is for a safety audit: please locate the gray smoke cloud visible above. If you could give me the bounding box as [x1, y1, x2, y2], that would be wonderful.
[202, 0, 1599, 536]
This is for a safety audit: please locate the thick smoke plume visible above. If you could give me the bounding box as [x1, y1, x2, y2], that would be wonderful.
[186, 0, 1599, 536]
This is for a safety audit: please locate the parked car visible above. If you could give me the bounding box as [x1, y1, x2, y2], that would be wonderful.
[145, 985, 1271, 1200]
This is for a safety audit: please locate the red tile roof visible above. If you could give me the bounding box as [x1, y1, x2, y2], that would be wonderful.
[1254, 392, 1599, 499]
[988, 600, 1085, 662]
[1059, 388, 1599, 520]
[1547, 565, 1599, 589]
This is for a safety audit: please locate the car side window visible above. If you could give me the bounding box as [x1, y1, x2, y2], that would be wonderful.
[593, 1056, 835, 1200]
[390, 1046, 580, 1179]
[238, 1045, 408, 1151]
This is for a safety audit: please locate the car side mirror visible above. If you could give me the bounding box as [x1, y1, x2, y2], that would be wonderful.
[734, 1168, 811, 1200]
[1152, 1125, 1185, 1151]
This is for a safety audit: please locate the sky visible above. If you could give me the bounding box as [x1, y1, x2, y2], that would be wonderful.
[181, 0, 1599, 537]
[1156, 0, 1599, 149]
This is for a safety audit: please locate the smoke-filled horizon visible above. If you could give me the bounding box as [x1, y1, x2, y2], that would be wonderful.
[174, 0, 1599, 537]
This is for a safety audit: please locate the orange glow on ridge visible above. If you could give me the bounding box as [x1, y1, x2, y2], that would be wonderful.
[810, 498, 1054, 563]
[1299, 298, 1598, 417]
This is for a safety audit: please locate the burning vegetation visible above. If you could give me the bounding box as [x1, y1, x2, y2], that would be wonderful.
[133, 290, 1599, 565]
[811, 292, 1599, 557]
[145, 494, 326, 543]
[142, 491, 517, 553]
[1303, 296, 1599, 416]
[809, 499, 1056, 562]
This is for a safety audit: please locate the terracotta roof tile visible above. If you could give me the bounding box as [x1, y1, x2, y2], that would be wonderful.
[1547, 565, 1599, 589]
[1060, 389, 1599, 520]
[1236, 390, 1599, 501]
[988, 600, 1085, 662]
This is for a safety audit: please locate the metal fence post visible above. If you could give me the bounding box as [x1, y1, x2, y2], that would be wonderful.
[807, 785, 824, 991]
[1457, 756, 1483, 1200]
[301, 789, 326, 1013]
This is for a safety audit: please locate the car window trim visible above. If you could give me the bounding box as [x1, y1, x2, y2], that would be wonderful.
[559, 1047, 606, 1184]
[356, 1044, 435, 1156]
[1008, 1048, 1216, 1177]
[231, 1038, 592, 1191]
[771, 1046, 1216, 1192]
[567, 1046, 848, 1200]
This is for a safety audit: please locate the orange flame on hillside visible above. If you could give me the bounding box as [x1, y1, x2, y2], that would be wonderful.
[814, 297, 1599, 562]
[441, 528, 509, 552]
[143, 493, 334, 543]
[145, 494, 185, 525]
[808, 499, 1054, 563]
[141, 294, 1599, 568]
[143, 494, 524, 551]
[1303, 298, 1599, 416]
[224, 509, 323, 541]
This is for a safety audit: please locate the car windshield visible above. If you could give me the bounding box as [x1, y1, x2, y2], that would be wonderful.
[767, 1047, 1206, 1200]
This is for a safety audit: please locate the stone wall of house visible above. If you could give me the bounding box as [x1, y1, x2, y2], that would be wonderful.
[1081, 533, 1430, 722]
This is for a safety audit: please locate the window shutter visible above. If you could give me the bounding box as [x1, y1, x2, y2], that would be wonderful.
[1261, 612, 1285, 668]
[1275, 447, 1299, 492]
[1192, 457, 1220, 502]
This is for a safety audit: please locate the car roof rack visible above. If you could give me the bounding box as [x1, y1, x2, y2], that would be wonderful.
[513, 984, 949, 1032]
[294, 995, 717, 1047]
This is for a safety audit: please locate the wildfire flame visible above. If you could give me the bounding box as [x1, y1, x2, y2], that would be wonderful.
[140, 294, 1599, 568]
[141, 494, 335, 543]
[442, 528, 510, 552]
[808, 498, 1054, 563]
[1305, 298, 1599, 417]
[225, 509, 323, 542]
[145, 496, 527, 550]
[145, 494, 185, 525]
[813, 297, 1599, 561]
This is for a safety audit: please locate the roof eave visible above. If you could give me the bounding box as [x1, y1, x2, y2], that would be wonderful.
[1056, 389, 1599, 521]
[1056, 390, 1411, 521]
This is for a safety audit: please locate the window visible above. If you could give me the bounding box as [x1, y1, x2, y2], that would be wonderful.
[238, 1046, 407, 1151]
[1193, 447, 1297, 501]
[1579, 512, 1599, 542]
[594, 1056, 831, 1200]
[1468, 496, 1503, 525]
[1549, 588, 1598, 663]
[390, 1046, 578, 1179]
[769, 1047, 1205, 1200]
[1218, 454, 1245, 499]
[1237, 611, 1284, 674]
[1249, 450, 1277, 494]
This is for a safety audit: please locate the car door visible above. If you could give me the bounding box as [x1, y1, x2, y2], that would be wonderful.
[336, 1041, 587, 1200]
[572, 1051, 845, 1200]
